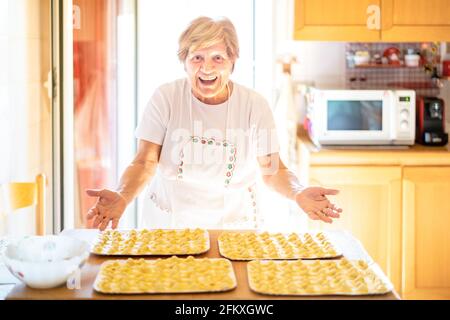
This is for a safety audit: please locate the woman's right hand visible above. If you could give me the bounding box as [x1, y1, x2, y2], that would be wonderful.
[85, 189, 128, 231]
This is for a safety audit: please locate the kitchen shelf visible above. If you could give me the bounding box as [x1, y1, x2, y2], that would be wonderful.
[387, 81, 440, 90]
[352, 64, 421, 69]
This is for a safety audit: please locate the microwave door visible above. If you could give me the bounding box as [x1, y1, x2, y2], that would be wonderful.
[320, 98, 390, 145]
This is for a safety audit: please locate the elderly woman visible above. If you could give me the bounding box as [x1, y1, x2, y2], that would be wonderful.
[86, 16, 342, 231]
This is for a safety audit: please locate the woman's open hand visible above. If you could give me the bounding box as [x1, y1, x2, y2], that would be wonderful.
[295, 187, 342, 223]
[85, 189, 127, 231]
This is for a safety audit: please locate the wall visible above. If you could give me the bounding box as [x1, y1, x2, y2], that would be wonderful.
[438, 80, 450, 131]
[0, 0, 52, 236]
[269, 0, 347, 231]
[273, 0, 347, 88]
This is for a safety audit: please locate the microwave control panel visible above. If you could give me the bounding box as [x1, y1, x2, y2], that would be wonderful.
[394, 90, 416, 143]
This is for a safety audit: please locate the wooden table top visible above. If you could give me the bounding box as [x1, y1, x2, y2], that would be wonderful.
[7, 230, 401, 300]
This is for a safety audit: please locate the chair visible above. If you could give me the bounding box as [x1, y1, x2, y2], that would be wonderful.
[2, 174, 46, 235]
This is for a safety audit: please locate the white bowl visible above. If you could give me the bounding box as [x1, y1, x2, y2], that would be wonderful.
[2, 235, 89, 289]
[353, 55, 370, 66]
[405, 54, 420, 67]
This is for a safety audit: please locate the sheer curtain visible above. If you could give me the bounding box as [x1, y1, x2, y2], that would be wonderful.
[72, 0, 138, 229]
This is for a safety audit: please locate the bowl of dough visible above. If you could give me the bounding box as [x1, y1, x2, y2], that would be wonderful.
[1, 235, 89, 289]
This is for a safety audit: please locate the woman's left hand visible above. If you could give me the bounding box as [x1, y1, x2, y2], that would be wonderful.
[295, 187, 342, 223]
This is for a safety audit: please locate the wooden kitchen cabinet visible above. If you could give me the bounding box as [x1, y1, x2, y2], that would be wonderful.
[381, 0, 450, 41]
[293, 0, 381, 41]
[297, 134, 450, 299]
[402, 167, 450, 299]
[294, 0, 450, 41]
[307, 166, 402, 293]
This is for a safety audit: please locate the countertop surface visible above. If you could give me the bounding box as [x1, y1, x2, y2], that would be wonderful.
[297, 127, 450, 166]
[6, 229, 400, 300]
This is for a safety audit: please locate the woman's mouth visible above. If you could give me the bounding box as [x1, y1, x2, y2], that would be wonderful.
[198, 75, 218, 86]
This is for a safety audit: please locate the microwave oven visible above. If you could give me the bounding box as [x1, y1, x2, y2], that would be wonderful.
[306, 89, 416, 146]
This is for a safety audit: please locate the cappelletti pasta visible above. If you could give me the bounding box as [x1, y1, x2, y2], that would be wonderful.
[93, 256, 237, 294]
[247, 259, 392, 296]
[91, 229, 209, 256]
[218, 231, 341, 260]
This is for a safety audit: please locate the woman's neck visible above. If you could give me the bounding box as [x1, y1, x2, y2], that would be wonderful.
[194, 82, 233, 105]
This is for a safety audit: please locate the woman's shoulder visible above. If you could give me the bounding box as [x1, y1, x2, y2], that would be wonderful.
[155, 78, 189, 96]
[233, 82, 269, 107]
[149, 78, 189, 110]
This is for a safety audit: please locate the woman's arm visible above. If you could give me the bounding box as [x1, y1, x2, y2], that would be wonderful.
[86, 139, 161, 230]
[257, 153, 304, 200]
[116, 139, 162, 204]
[257, 152, 342, 223]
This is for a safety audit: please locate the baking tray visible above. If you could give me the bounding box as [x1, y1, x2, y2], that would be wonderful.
[93, 256, 237, 294]
[90, 229, 210, 256]
[247, 259, 393, 296]
[218, 231, 342, 260]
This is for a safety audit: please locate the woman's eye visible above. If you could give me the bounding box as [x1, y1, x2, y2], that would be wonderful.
[214, 56, 224, 62]
[192, 56, 202, 62]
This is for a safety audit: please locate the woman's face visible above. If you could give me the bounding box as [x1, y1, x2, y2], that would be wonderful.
[184, 42, 234, 104]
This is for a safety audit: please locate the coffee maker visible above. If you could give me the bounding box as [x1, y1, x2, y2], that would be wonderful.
[416, 96, 448, 146]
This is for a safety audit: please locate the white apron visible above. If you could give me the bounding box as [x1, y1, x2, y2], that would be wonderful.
[140, 84, 261, 230]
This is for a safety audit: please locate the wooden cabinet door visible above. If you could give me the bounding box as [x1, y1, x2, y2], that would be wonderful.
[294, 0, 381, 41]
[309, 166, 402, 293]
[402, 167, 450, 299]
[382, 0, 450, 41]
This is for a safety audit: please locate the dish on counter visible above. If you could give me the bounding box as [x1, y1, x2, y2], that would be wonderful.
[93, 256, 237, 294]
[3, 235, 89, 289]
[247, 259, 392, 296]
[218, 231, 341, 260]
[91, 228, 209, 256]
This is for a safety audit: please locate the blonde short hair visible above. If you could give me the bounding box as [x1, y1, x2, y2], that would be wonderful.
[177, 16, 240, 63]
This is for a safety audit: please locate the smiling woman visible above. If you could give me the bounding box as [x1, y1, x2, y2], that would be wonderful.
[85, 16, 342, 231]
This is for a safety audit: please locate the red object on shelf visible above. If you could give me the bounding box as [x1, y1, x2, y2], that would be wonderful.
[383, 47, 401, 65]
[383, 47, 401, 58]
[443, 60, 450, 77]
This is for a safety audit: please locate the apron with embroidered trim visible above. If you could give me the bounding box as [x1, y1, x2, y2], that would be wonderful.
[141, 83, 261, 230]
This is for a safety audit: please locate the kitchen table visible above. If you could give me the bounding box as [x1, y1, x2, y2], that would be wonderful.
[6, 229, 401, 300]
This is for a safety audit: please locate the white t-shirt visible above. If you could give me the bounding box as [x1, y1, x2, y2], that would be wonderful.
[135, 78, 280, 228]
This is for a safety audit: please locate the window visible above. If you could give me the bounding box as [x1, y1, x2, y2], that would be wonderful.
[136, 0, 286, 230]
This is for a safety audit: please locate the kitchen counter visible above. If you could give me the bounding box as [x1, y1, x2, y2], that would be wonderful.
[297, 127, 450, 166]
[6, 229, 400, 300]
